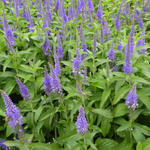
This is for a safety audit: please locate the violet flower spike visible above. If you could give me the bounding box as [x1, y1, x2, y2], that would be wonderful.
[123, 36, 132, 74]
[108, 43, 115, 61]
[13, 0, 19, 17]
[42, 35, 51, 56]
[49, 64, 62, 94]
[117, 39, 122, 51]
[76, 106, 88, 134]
[2, 11, 15, 52]
[0, 91, 23, 128]
[43, 70, 52, 95]
[115, 0, 124, 32]
[16, 78, 31, 100]
[57, 36, 63, 59]
[72, 48, 82, 73]
[55, 0, 60, 10]
[125, 85, 138, 111]
[93, 32, 97, 55]
[126, 3, 132, 21]
[54, 50, 61, 76]
[130, 22, 135, 56]
[88, 0, 94, 13]
[136, 31, 146, 54]
[97, 0, 103, 20]
[2, 0, 7, 5]
[138, 10, 144, 29]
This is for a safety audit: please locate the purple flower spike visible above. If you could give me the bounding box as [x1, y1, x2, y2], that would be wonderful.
[16, 78, 31, 100]
[57, 36, 63, 59]
[117, 39, 122, 51]
[138, 10, 144, 29]
[55, 0, 60, 10]
[136, 31, 146, 54]
[13, 0, 19, 17]
[126, 3, 132, 21]
[76, 106, 88, 134]
[108, 43, 115, 61]
[72, 48, 82, 73]
[97, 0, 103, 20]
[88, 0, 94, 13]
[125, 85, 138, 111]
[49, 64, 62, 94]
[43, 70, 52, 95]
[73, 58, 82, 72]
[0, 91, 23, 128]
[2, 0, 7, 5]
[115, 0, 124, 32]
[130, 22, 135, 56]
[2, 12, 15, 53]
[42, 35, 51, 56]
[54, 50, 61, 77]
[123, 36, 132, 74]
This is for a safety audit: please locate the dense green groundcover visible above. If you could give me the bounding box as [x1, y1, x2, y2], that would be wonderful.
[0, 0, 150, 149]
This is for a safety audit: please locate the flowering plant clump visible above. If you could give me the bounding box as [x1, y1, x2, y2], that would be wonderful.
[0, 0, 150, 149]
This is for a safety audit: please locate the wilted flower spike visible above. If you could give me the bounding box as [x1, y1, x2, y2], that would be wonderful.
[76, 106, 88, 134]
[43, 70, 52, 95]
[125, 85, 138, 110]
[16, 78, 31, 100]
[1, 91, 23, 128]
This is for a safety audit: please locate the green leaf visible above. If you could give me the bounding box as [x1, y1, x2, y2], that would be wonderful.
[6, 125, 14, 137]
[116, 122, 130, 132]
[133, 128, 145, 143]
[113, 103, 128, 118]
[29, 143, 61, 150]
[136, 143, 143, 150]
[142, 138, 150, 150]
[138, 92, 150, 110]
[4, 141, 25, 150]
[115, 139, 133, 150]
[100, 88, 111, 108]
[91, 108, 113, 119]
[96, 138, 118, 150]
[113, 85, 129, 105]
[34, 106, 43, 122]
[101, 118, 111, 137]
[0, 108, 6, 117]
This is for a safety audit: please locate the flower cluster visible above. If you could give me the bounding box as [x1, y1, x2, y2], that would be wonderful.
[76, 106, 88, 134]
[125, 85, 138, 110]
[0, 91, 23, 128]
